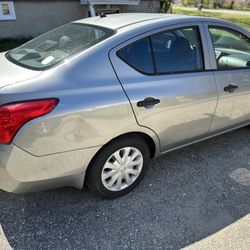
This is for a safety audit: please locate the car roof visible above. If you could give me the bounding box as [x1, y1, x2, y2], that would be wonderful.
[75, 13, 170, 30]
[74, 13, 232, 30]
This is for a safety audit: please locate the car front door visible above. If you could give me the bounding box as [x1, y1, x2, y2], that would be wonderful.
[110, 23, 218, 152]
[204, 23, 250, 134]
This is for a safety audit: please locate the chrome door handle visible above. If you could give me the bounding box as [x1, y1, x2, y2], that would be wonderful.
[224, 83, 238, 93]
[137, 97, 160, 108]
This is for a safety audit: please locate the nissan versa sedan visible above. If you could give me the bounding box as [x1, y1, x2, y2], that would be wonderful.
[0, 14, 249, 198]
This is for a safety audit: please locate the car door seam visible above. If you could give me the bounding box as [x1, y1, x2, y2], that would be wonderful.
[107, 52, 162, 150]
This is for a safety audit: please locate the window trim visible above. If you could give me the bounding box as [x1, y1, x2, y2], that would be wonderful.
[0, 1, 16, 21]
[149, 36, 157, 74]
[117, 25, 206, 76]
[208, 25, 250, 72]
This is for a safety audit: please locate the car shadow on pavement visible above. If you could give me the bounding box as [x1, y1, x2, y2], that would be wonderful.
[0, 128, 250, 250]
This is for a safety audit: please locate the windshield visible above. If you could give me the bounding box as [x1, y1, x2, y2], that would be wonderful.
[6, 23, 114, 70]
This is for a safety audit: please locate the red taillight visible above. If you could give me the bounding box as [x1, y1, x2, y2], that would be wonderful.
[0, 98, 59, 144]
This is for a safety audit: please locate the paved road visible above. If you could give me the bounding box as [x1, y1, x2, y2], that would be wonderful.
[176, 7, 250, 16]
[0, 128, 250, 250]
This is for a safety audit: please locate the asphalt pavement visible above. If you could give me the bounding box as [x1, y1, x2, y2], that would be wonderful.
[0, 128, 250, 250]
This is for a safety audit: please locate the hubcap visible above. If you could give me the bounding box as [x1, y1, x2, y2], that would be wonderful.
[101, 147, 143, 192]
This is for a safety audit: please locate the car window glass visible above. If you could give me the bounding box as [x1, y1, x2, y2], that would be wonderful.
[150, 26, 204, 74]
[117, 38, 154, 74]
[7, 23, 114, 70]
[209, 26, 250, 70]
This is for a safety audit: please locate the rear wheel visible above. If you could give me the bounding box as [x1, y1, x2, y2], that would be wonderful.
[86, 135, 150, 199]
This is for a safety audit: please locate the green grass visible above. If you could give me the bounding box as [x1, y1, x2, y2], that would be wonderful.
[232, 6, 250, 11]
[174, 2, 250, 11]
[0, 38, 31, 52]
[173, 8, 250, 31]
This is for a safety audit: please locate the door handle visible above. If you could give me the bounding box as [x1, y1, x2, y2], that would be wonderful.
[137, 97, 160, 108]
[224, 83, 238, 93]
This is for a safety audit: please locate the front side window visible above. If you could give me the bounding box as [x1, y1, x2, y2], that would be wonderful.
[6, 23, 114, 70]
[0, 1, 16, 20]
[209, 26, 250, 70]
[150, 26, 204, 74]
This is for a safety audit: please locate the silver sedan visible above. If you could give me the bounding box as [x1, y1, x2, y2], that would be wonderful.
[0, 13, 249, 198]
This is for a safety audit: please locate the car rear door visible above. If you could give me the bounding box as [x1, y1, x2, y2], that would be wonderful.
[203, 22, 250, 134]
[110, 22, 218, 152]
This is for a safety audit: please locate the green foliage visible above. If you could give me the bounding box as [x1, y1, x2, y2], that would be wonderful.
[161, 0, 174, 13]
[182, 0, 196, 7]
[181, 0, 250, 9]
[203, 0, 213, 8]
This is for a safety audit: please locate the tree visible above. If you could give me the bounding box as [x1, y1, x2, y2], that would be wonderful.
[197, 0, 204, 10]
[213, 0, 226, 8]
[160, 0, 174, 13]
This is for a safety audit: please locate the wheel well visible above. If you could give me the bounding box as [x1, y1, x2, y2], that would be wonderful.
[99, 132, 156, 159]
[129, 132, 156, 158]
[89, 132, 155, 165]
[108, 132, 156, 158]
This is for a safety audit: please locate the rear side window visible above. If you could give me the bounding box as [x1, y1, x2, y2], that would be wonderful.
[151, 26, 204, 74]
[117, 38, 154, 74]
[209, 26, 250, 70]
[118, 26, 204, 75]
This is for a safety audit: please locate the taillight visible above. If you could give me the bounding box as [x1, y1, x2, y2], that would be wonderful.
[0, 98, 59, 144]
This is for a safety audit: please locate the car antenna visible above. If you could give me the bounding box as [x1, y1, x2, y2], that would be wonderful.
[87, 1, 107, 18]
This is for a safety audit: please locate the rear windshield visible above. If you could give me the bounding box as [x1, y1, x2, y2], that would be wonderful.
[6, 23, 114, 70]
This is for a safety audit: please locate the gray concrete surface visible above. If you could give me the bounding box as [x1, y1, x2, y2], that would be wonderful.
[183, 214, 250, 250]
[0, 225, 12, 250]
[0, 128, 250, 250]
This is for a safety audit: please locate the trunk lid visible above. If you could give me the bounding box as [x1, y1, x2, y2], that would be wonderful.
[0, 52, 42, 89]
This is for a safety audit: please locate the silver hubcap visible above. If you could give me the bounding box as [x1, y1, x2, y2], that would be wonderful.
[101, 147, 143, 192]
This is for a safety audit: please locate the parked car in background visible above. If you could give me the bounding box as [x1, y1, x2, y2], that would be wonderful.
[0, 13, 249, 198]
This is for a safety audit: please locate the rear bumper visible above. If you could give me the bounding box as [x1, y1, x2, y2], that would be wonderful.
[0, 144, 101, 193]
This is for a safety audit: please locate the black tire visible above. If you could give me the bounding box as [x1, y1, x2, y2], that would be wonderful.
[86, 135, 151, 199]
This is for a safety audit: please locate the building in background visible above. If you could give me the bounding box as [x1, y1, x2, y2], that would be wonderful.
[0, 0, 160, 39]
